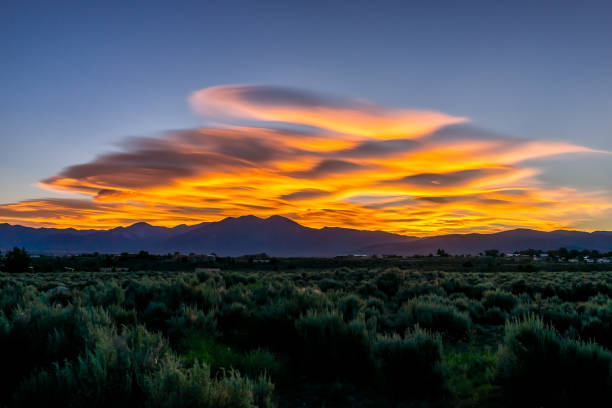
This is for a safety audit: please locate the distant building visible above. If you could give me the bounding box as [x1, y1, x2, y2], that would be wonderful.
[533, 253, 549, 262]
[334, 254, 371, 259]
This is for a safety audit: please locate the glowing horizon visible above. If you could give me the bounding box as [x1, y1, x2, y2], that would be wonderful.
[1, 85, 610, 235]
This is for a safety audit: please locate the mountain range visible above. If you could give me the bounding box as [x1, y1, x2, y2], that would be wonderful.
[1, 215, 610, 256]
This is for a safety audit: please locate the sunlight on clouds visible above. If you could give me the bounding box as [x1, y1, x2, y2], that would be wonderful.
[189, 85, 467, 138]
[1, 85, 610, 234]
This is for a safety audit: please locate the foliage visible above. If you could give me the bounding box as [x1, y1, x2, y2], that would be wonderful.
[3, 247, 31, 273]
[496, 315, 612, 407]
[398, 297, 471, 339]
[372, 327, 445, 400]
[295, 310, 372, 382]
[444, 349, 499, 407]
[2, 266, 612, 406]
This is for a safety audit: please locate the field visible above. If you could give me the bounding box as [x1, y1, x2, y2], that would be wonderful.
[2, 265, 612, 407]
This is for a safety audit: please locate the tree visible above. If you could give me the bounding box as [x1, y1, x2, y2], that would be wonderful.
[4, 247, 31, 272]
[484, 249, 500, 257]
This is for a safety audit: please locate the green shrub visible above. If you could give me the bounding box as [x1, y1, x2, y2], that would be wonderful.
[496, 315, 612, 407]
[166, 304, 218, 343]
[481, 306, 507, 325]
[295, 310, 372, 381]
[399, 298, 471, 339]
[444, 349, 499, 407]
[146, 363, 273, 408]
[142, 301, 171, 332]
[0, 304, 112, 400]
[180, 336, 283, 379]
[374, 268, 404, 297]
[339, 294, 363, 322]
[318, 278, 342, 292]
[482, 290, 517, 312]
[372, 327, 445, 400]
[13, 325, 274, 408]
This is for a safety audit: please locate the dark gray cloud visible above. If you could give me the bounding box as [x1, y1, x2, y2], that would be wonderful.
[42, 149, 245, 190]
[287, 159, 367, 179]
[281, 189, 331, 201]
[225, 85, 355, 110]
[416, 195, 515, 205]
[335, 139, 420, 158]
[41, 128, 310, 192]
[394, 169, 487, 187]
[382, 168, 514, 188]
[425, 123, 511, 143]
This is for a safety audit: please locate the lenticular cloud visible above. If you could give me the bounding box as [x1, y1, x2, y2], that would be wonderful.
[0, 85, 609, 233]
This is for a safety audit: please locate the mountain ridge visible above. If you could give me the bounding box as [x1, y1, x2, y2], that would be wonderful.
[0, 216, 610, 256]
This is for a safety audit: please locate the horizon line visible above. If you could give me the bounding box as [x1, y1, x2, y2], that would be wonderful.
[1, 214, 609, 237]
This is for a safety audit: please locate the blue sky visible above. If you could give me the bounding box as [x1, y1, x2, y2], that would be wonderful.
[1, 0, 611, 230]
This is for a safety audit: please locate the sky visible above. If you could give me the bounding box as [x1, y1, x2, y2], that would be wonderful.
[1, 0, 611, 234]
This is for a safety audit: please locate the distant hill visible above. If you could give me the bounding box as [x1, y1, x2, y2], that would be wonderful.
[0, 215, 416, 256]
[0, 216, 610, 256]
[358, 229, 612, 255]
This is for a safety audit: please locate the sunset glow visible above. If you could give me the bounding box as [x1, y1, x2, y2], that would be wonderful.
[0, 85, 610, 234]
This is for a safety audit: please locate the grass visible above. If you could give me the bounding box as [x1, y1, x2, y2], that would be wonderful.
[179, 335, 284, 380]
[443, 348, 500, 407]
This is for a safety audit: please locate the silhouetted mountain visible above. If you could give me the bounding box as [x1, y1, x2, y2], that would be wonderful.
[161, 215, 413, 256]
[0, 217, 610, 256]
[358, 229, 612, 255]
[0, 216, 416, 256]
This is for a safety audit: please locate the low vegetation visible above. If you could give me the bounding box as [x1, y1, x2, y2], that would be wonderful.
[1, 263, 612, 406]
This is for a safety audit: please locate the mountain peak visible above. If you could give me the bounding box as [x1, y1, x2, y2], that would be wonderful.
[265, 215, 300, 225]
[125, 222, 155, 231]
[218, 215, 263, 224]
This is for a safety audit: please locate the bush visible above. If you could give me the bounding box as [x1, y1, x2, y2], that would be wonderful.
[166, 305, 218, 344]
[180, 335, 283, 379]
[481, 306, 507, 325]
[399, 298, 471, 339]
[444, 349, 499, 407]
[146, 364, 274, 408]
[3, 248, 31, 273]
[12, 325, 274, 408]
[295, 311, 372, 381]
[372, 327, 445, 400]
[482, 290, 517, 312]
[496, 315, 612, 407]
[374, 268, 404, 297]
[338, 294, 363, 322]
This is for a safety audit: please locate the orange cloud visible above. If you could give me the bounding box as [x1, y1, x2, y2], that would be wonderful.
[1, 85, 610, 234]
[189, 85, 467, 138]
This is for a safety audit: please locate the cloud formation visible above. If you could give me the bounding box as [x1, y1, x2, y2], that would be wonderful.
[1, 85, 610, 234]
[189, 85, 467, 138]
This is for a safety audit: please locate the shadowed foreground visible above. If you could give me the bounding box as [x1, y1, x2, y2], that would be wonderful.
[2, 268, 612, 407]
